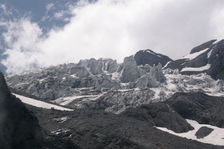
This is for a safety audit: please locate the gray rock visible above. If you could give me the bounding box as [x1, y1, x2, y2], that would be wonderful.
[195, 127, 214, 139]
[166, 92, 224, 128]
[166, 39, 224, 80]
[134, 49, 173, 66]
[0, 72, 43, 149]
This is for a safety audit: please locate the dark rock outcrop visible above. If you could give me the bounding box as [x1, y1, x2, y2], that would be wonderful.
[134, 49, 172, 67]
[122, 103, 193, 133]
[30, 105, 223, 149]
[195, 127, 213, 139]
[166, 92, 224, 128]
[0, 72, 43, 149]
[166, 39, 224, 80]
[190, 40, 216, 54]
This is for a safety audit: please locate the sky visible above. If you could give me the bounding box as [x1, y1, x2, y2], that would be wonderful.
[0, 0, 224, 74]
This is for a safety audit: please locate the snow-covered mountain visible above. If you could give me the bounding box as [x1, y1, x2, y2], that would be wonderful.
[165, 39, 224, 80]
[2, 41, 224, 148]
[6, 45, 224, 113]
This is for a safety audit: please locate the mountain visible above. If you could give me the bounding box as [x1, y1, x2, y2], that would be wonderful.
[5, 69, 224, 148]
[165, 39, 224, 80]
[3, 40, 224, 148]
[0, 72, 42, 149]
[134, 49, 173, 67]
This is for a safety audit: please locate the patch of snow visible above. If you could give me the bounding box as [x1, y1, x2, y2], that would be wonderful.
[70, 74, 78, 78]
[212, 39, 219, 45]
[207, 50, 213, 58]
[111, 72, 120, 81]
[162, 61, 171, 69]
[181, 64, 211, 72]
[183, 48, 209, 60]
[14, 93, 73, 111]
[51, 128, 71, 135]
[144, 50, 161, 57]
[156, 119, 224, 146]
[118, 89, 133, 92]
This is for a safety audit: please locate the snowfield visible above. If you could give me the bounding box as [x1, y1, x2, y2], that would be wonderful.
[183, 48, 209, 60]
[181, 64, 211, 72]
[156, 119, 224, 146]
[14, 93, 73, 111]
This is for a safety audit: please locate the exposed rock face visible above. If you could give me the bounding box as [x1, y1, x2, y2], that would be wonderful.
[134, 49, 173, 67]
[0, 63, 6, 74]
[31, 104, 223, 149]
[0, 72, 42, 149]
[166, 92, 224, 128]
[195, 127, 213, 139]
[122, 103, 193, 133]
[166, 39, 224, 80]
[207, 40, 224, 79]
[190, 40, 216, 54]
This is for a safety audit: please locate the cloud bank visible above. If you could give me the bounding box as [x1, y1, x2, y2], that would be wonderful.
[1, 0, 224, 74]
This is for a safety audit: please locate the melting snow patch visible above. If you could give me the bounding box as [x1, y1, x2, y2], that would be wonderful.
[14, 94, 73, 111]
[181, 64, 211, 72]
[207, 49, 213, 58]
[162, 61, 171, 69]
[183, 48, 209, 60]
[156, 119, 224, 146]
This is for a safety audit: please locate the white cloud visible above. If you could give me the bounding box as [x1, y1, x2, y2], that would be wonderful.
[2, 0, 224, 74]
[2, 19, 42, 74]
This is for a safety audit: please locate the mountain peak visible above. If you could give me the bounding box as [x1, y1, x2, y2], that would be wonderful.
[134, 49, 173, 67]
[190, 39, 217, 54]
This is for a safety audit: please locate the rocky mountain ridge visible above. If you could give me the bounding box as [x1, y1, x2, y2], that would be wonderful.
[6, 39, 224, 113]
[165, 39, 224, 80]
[2, 39, 224, 148]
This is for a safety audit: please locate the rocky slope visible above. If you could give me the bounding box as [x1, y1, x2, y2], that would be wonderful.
[25, 92, 224, 149]
[165, 39, 224, 80]
[2, 41, 224, 148]
[0, 72, 42, 149]
[166, 92, 224, 128]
